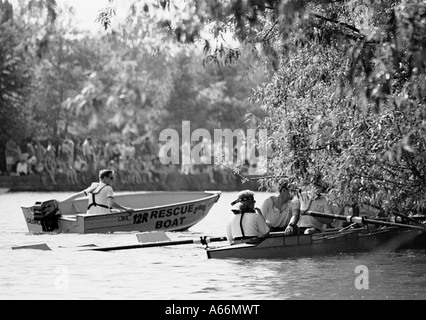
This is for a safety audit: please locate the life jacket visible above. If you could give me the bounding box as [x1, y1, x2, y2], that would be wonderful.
[86, 183, 110, 211]
[231, 208, 261, 239]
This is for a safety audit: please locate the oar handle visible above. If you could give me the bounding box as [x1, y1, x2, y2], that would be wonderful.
[392, 211, 426, 231]
[192, 236, 227, 245]
[306, 211, 426, 231]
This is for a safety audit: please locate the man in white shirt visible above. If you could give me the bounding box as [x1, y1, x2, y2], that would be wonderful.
[260, 181, 300, 235]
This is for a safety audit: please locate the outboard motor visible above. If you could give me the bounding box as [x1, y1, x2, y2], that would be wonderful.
[33, 200, 60, 232]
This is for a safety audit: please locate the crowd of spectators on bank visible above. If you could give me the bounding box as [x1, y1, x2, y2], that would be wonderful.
[2, 135, 255, 188]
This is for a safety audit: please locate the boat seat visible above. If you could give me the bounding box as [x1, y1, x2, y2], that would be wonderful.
[59, 215, 77, 222]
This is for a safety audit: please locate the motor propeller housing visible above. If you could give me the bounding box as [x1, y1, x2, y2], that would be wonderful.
[33, 199, 60, 232]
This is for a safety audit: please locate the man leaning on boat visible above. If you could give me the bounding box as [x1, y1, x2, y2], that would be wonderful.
[61, 169, 134, 214]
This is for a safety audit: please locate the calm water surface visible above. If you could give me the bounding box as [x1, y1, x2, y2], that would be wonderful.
[1, 191, 425, 300]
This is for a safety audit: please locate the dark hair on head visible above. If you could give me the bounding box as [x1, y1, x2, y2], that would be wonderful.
[277, 179, 290, 193]
[279, 183, 288, 193]
[99, 169, 114, 180]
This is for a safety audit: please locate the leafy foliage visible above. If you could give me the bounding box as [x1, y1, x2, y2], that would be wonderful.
[251, 0, 426, 212]
[1, 1, 266, 160]
[0, 21, 33, 167]
[97, 0, 426, 212]
[4, 0, 426, 214]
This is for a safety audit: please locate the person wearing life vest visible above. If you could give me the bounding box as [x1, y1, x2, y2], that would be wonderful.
[226, 190, 270, 244]
[61, 169, 134, 214]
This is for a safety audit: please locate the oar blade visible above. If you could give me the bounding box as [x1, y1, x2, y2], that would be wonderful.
[136, 231, 171, 243]
[58, 244, 98, 248]
[12, 243, 52, 251]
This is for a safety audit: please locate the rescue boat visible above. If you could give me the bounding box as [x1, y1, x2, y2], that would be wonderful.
[21, 191, 221, 234]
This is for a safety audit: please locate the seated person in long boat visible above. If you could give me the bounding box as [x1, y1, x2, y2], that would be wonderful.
[226, 190, 270, 244]
[297, 180, 334, 234]
[260, 180, 300, 235]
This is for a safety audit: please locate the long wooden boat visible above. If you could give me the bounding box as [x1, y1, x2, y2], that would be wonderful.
[206, 227, 426, 260]
[22, 191, 221, 234]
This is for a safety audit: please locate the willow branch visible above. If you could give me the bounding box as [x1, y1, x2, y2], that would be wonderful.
[311, 13, 365, 39]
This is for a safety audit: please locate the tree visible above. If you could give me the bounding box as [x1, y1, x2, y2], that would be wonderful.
[99, 0, 426, 213]
[1, 0, 268, 175]
[72, 6, 267, 145]
[251, 0, 426, 213]
[0, 18, 32, 171]
[0, 0, 59, 172]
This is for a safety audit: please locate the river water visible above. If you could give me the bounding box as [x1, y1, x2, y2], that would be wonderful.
[1, 191, 426, 301]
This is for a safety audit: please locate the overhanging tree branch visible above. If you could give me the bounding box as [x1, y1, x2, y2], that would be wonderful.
[311, 13, 365, 40]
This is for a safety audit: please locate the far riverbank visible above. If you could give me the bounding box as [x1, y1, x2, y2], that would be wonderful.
[0, 170, 261, 193]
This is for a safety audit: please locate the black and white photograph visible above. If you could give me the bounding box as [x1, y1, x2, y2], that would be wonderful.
[1, 0, 426, 305]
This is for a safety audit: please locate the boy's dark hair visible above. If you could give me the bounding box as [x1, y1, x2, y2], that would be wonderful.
[99, 169, 114, 180]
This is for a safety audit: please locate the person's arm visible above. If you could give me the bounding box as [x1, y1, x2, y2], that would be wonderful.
[226, 219, 233, 244]
[285, 198, 300, 235]
[61, 191, 86, 203]
[253, 213, 270, 237]
[107, 197, 134, 212]
[62, 183, 97, 204]
[259, 199, 268, 220]
[259, 198, 273, 227]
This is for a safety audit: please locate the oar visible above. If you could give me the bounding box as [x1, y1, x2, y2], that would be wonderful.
[11, 243, 52, 251]
[391, 211, 426, 231]
[58, 244, 98, 248]
[86, 236, 227, 252]
[305, 210, 426, 231]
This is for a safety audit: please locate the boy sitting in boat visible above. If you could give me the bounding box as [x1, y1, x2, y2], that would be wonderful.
[226, 190, 270, 244]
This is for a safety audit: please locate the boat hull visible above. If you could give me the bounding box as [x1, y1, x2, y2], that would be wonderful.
[206, 227, 426, 259]
[22, 191, 220, 234]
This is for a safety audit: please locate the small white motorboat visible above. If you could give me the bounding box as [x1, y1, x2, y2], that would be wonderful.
[21, 191, 221, 234]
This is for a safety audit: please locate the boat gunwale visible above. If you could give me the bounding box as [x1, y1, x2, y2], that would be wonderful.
[206, 226, 424, 259]
[77, 191, 220, 217]
[21, 190, 221, 234]
[21, 190, 221, 214]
